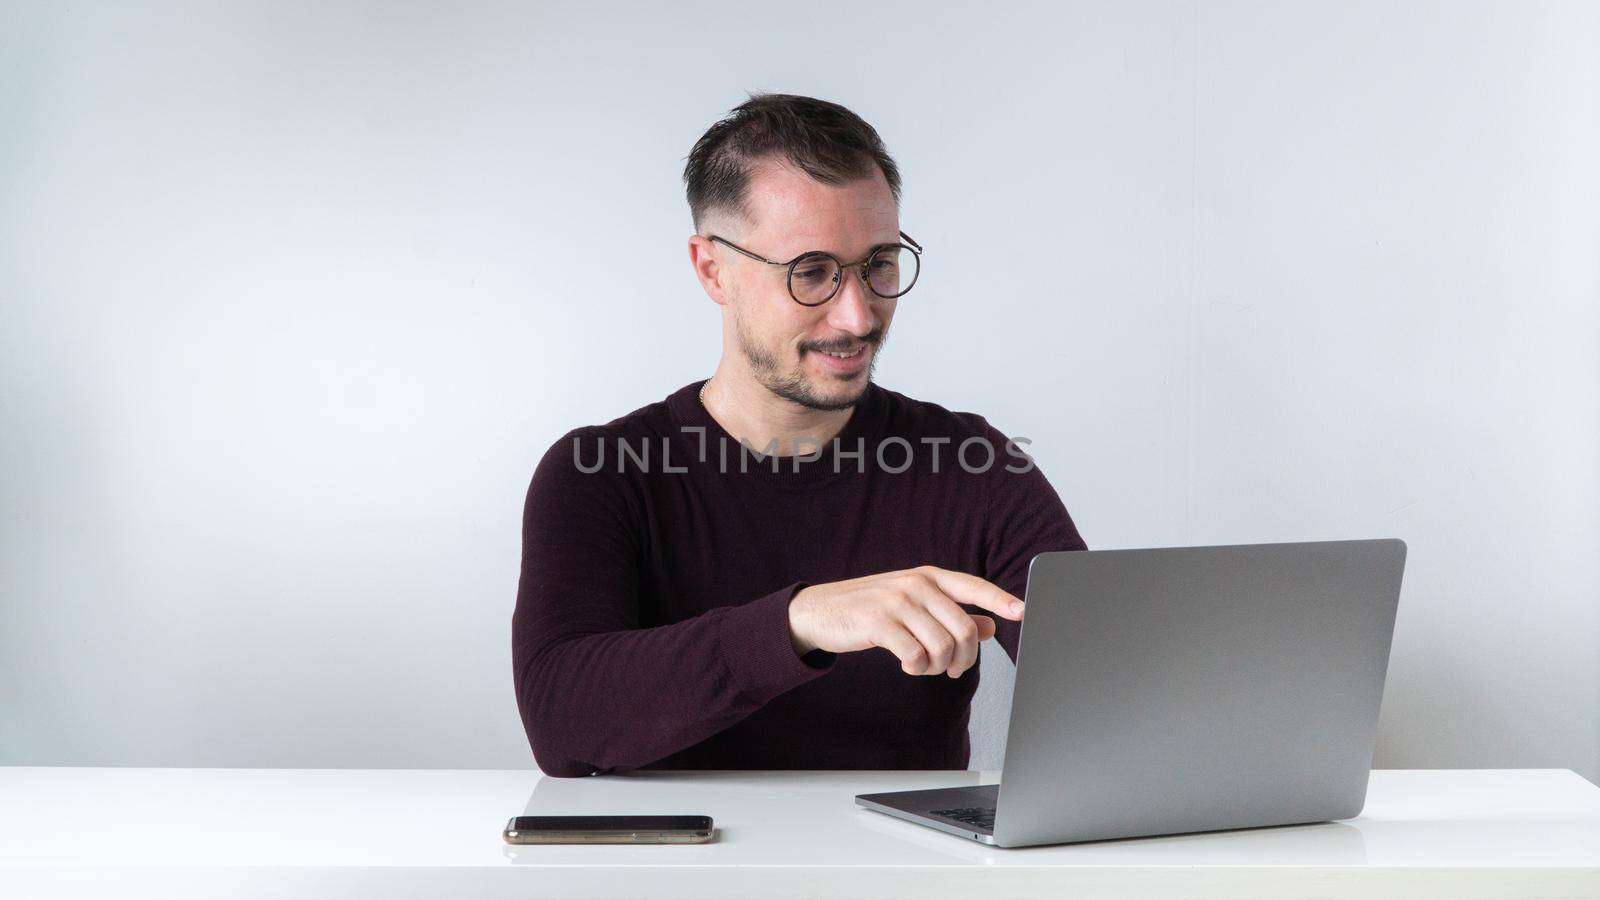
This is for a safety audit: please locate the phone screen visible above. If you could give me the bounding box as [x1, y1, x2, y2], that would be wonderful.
[509, 815, 711, 832]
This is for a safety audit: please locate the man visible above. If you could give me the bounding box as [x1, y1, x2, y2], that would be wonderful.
[513, 93, 1087, 777]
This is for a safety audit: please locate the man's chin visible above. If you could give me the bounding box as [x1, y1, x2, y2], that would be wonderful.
[766, 371, 868, 412]
[811, 374, 871, 410]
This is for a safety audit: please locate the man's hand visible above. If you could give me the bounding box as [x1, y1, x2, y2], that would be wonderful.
[787, 565, 1025, 678]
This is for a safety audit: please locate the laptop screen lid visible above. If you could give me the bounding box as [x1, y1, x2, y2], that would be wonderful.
[992, 539, 1406, 847]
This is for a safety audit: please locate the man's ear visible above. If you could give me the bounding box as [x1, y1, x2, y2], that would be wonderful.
[687, 234, 730, 307]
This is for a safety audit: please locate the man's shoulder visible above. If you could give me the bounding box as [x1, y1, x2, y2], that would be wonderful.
[529, 383, 695, 486]
[871, 383, 1011, 442]
[548, 383, 691, 446]
[869, 383, 1041, 479]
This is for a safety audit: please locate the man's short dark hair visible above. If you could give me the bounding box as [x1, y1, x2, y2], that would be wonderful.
[683, 92, 902, 232]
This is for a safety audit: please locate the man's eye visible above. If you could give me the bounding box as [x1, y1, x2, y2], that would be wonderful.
[793, 267, 828, 282]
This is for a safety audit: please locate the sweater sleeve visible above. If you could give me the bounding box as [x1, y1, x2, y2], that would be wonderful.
[511, 428, 836, 777]
[974, 426, 1089, 665]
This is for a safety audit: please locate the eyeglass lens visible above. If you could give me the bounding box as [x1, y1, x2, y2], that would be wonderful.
[789, 245, 920, 306]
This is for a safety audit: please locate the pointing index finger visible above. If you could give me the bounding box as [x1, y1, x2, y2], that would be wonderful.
[925, 568, 1025, 621]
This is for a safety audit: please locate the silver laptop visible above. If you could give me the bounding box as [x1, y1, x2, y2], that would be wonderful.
[856, 538, 1407, 848]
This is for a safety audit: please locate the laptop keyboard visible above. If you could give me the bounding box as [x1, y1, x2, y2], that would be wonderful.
[931, 805, 996, 831]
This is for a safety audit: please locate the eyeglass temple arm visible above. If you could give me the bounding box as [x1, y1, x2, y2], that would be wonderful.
[707, 235, 787, 267]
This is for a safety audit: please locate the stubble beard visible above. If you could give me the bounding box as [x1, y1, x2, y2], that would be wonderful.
[732, 306, 883, 412]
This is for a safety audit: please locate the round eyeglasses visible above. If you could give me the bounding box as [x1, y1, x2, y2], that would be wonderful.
[707, 231, 922, 307]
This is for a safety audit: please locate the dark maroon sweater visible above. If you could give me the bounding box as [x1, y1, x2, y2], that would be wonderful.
[512, 380, 1087, 777]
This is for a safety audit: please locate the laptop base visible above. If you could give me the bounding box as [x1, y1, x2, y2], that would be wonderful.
[855, 784, 1000, 845]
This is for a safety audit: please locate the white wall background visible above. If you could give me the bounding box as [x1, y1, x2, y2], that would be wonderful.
[2, 0, 1595, 781]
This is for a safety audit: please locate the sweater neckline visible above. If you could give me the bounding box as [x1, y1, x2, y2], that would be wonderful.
[666, 378, 887, 485]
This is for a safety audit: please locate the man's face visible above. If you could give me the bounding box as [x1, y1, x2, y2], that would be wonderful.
[717, 159, 900, 412]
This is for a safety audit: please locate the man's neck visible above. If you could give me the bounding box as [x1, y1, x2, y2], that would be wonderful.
[701, 369, 857, 457]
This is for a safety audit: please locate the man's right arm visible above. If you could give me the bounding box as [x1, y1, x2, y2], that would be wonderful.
[511, 428, 836, 777]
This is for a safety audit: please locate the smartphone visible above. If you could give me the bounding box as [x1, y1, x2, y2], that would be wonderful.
[502, 814, 714, 844]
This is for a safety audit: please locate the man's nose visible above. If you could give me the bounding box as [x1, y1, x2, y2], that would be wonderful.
[825, 267, 877, 336]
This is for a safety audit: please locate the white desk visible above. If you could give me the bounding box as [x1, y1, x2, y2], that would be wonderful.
[2, 767, 1597, 898]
